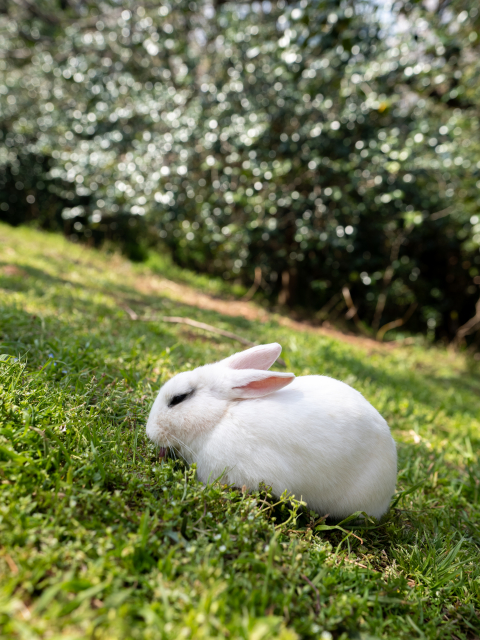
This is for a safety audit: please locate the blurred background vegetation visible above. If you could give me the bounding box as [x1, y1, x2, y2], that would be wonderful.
[1, 0, 480, 349]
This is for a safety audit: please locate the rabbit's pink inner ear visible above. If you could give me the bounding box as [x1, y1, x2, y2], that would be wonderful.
[225, 343, 282, 371]
[233, 373, 294, 398]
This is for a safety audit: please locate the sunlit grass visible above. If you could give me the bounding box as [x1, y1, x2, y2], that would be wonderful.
[0, 224, 479, 639]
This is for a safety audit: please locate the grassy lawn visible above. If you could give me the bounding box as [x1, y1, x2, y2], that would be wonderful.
[0, 223, 479, 640]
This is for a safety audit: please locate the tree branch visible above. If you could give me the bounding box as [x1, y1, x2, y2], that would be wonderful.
[243, 266, 263, 301]
[342, 286, 369, 335]
[376, 303, 417, 342]
[123, 306, 286, 366]
[316, 290, 343, 321]
[430, 206, 454, 221]
[454, 297, 480, 346]
[157, 316, 255, 346]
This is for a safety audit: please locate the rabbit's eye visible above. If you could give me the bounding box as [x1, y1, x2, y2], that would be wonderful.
[168, 390, 193, 407]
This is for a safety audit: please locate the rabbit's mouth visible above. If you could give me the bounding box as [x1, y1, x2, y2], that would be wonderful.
[159, 446, 167, 458]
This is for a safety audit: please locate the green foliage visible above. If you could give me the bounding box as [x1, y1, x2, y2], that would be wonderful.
[1, 1, 480, 342]
[0, 224, 480, 638]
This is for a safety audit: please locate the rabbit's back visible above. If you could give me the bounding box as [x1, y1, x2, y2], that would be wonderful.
[196, 375, 396, 519]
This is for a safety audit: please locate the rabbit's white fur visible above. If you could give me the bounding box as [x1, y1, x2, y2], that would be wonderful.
[146, 343, 397, 519]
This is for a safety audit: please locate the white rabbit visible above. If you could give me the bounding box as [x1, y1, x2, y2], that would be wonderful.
[146, 343, 397, 519]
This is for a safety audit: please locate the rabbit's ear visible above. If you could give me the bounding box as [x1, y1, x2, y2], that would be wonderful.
[222, 343, 282, 371]
[228, 369, 294, 399]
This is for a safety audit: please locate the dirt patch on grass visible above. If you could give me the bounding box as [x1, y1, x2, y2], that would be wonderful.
[0, 265, 28, 278]
[135, 273, 398, 354]
[136, 275, 270, 323]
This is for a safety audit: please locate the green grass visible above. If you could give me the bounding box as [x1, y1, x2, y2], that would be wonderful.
[0, 223, 479, 640]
